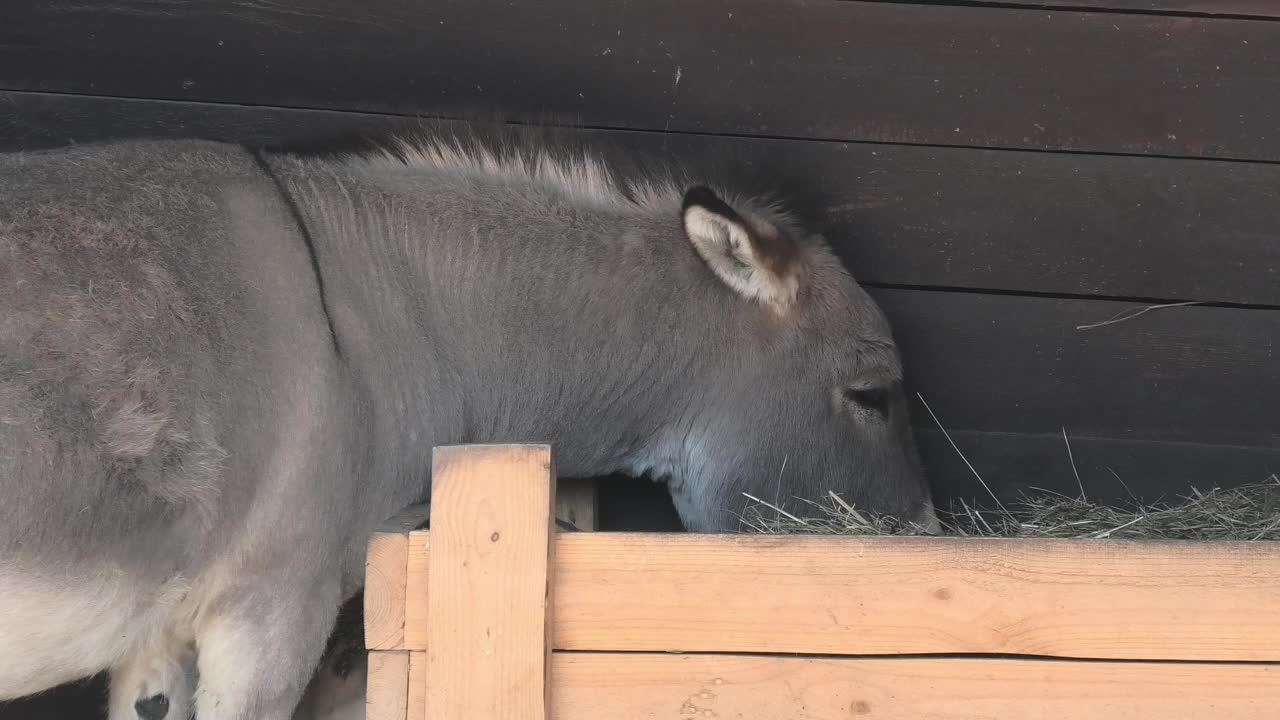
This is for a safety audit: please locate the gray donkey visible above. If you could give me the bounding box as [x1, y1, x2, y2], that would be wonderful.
[0, 121, 937, 720]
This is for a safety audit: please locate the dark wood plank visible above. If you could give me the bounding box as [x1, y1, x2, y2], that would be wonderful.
[915, 428, 1280, 508]
[877, 289, 1279, 447]
[0, 92, 403, 152]
[6, 91, 1280, 307]
[882, 0, 1280, 19]
[734, 137, 1280, 307]
[2, 1, 1279, 160]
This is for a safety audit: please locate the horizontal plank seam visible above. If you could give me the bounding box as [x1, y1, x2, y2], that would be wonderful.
[836, 0, 1280, 22]
[863, 282, 1280, 313]
[8, 87, 1280, 167]
[912, 426, 1280, 452]
[550, 648, 1280, 665]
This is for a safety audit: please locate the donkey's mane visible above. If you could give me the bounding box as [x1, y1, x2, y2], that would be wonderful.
[337, 121, 797, 222]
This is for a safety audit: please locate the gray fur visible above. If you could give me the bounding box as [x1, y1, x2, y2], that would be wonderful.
[0, 123, 934, 719]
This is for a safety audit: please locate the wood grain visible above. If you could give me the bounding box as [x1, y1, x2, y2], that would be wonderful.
[364, 504, 431, 651]
[9, 91, 1280, 308]
[551, 653, 1280, 720]
[365, 651, 408, 720]
[408, 652, 427, 720]
[875, 289, 1280, 447]
[920, 0, 1280, 17]
[403, 531, 430, 654]
[364, 480, 590, 653]
[400, 532, 1280, 661]
[915, 428, 1280, 507]
[425, 444, 556, 720]
[3, 1, 1279, 160]
[555, 479, 598, 532]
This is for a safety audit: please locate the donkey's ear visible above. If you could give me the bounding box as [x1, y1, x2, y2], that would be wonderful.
[681, 186, 801, 312]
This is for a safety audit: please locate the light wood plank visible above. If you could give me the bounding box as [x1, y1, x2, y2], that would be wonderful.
[403, 531, 430, 655]
[401, 532, 1280, 661]
[551, 653, 1280, 720]
[364, 503, 431, 651]
[364, 651, 408, 720]
[554, 478, 597, 532]
[400, 486, 591, 652]
[407, 652, 427, 720]
[425, 444, 556, 720]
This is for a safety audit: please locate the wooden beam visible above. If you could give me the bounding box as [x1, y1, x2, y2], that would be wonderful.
[12, 91, 1280, 311]
[898, 1, 1280, 18]
[375, 480, 594, 651]
[400, 532, 1280, 661]
[365, 651, 409, 720]
[403, 531, 430, 655]
[425, 444, 557, 720]
[555, 478, 598, 532]
[7, 1, 1280, 161]
[364, 503, 431, 651]
[551, 653, 1280, 719]
[407, 652, 427, 720]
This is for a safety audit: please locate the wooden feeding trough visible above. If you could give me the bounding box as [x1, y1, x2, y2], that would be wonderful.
[363, 444, 1280, 720]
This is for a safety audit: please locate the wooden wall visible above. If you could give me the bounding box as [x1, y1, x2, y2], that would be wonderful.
[1, 0, 1278, 717]
[4, 0, 1280, 522]
[2, 0, 1278, 512]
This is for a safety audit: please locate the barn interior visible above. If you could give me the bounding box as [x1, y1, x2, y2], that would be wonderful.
[3, 0, 1277, 717]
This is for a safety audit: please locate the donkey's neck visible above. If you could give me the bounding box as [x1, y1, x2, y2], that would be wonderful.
[266, 152, 706, 503]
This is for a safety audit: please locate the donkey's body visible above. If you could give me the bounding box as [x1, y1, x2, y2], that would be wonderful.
[0, 126, 934, 719]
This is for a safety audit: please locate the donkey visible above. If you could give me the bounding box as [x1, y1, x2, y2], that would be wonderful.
[0, 121, 937, 720]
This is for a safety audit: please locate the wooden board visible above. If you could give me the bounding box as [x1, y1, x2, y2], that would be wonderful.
[364, 504, 431, 651]
[930, 1, 1280, 17]
[366, 651, 409, 720]
[396, 532, 1280, 661]
[554, 478, 598, 532]
[5, 90, 1280, 308]
[369, 488, 596, 650]
[551, 653, 1280, 720]
[3, 2, 1279, 160]
[407, 652, 427, 720]
[875, 289, 1280, 447]
[0, 91, 405, 152]
[915, 428, 1280, 506]
[425, 444, 556, 720]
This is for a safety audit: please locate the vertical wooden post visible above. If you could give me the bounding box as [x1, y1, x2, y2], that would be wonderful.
[425, 443, 557, 720]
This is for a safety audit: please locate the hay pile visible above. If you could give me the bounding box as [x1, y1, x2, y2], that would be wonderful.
[740, 476, 1280, 541]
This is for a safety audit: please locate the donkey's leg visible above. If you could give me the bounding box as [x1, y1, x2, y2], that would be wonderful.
[192, 577, 343, 720]
[107, 639, 196, 720]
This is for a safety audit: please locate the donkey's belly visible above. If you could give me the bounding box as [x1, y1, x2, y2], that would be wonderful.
[0, 565, 184, 699]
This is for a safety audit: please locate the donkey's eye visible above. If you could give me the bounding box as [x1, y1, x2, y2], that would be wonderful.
[843, 386, 890, 419]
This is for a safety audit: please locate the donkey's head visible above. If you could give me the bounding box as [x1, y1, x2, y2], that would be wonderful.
[636, 184, 936, 534]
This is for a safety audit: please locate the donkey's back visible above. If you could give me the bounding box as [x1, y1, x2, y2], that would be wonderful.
[1, 125, 935, 720]
[0, 139, 357, 710]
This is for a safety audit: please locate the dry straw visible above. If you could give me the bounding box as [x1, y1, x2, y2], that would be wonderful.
[743, 388, 1280, 541]
[740, 475, 1280, 541]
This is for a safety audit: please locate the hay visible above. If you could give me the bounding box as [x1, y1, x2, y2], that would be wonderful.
[739, 476, 1280, 541]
